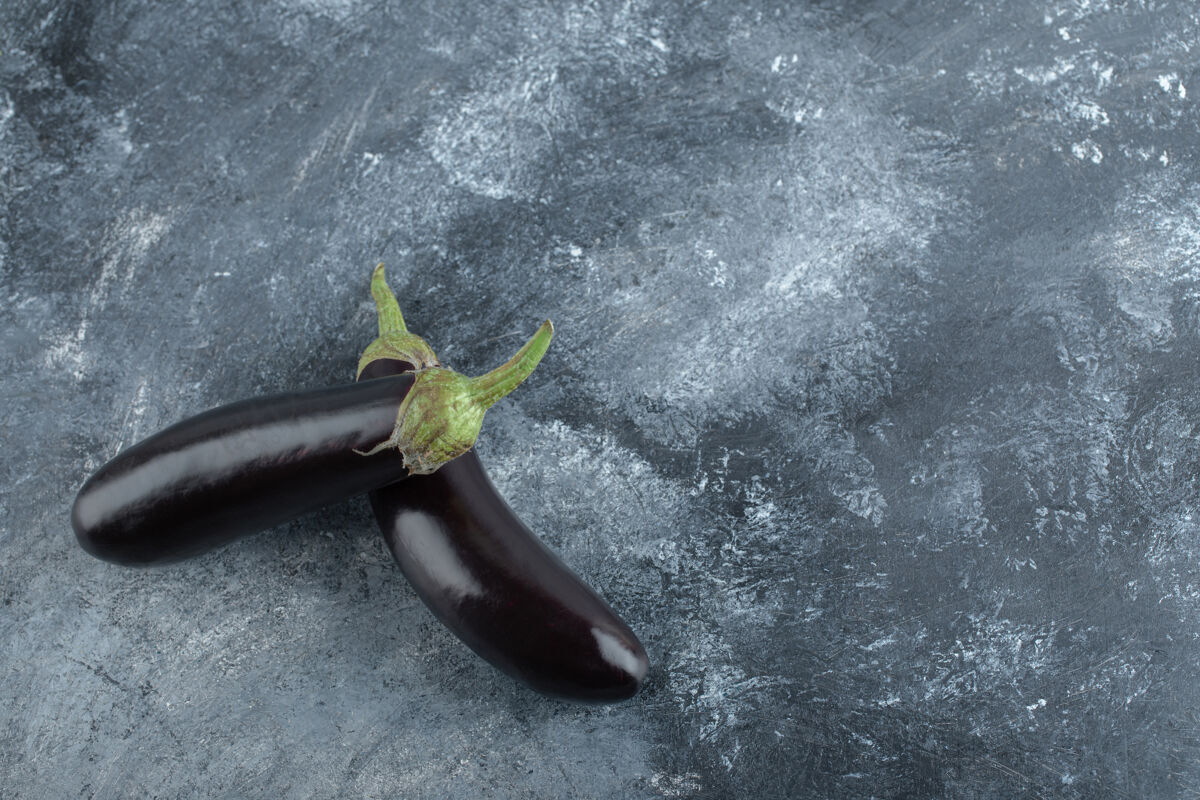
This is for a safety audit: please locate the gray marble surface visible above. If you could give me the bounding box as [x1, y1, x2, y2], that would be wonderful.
[3, 1, 1200, 797]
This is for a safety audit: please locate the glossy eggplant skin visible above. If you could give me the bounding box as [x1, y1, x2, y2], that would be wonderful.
[361, 359, 649, 703]
[72, 375, 414, 566]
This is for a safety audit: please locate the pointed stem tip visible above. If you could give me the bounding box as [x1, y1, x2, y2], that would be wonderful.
[357, 263, 440, 378]
[468, 320, 554, 410]
[371, 262, 407, 335]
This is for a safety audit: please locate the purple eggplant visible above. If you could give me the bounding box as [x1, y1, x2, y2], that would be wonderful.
[72, 278, 552, 566]
[72, 375, 414, 565]
[359, 266, 649, 703]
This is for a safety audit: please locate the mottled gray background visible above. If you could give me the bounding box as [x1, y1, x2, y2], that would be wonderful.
[3, 1, 1200, 797]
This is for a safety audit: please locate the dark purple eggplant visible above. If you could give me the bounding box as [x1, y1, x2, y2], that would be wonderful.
[73, 375, 414, 565]
[72, 279, 553, 566]
[359, 267, 649, 703]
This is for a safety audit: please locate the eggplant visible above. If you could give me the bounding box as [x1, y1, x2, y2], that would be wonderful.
[73, 375, 415, 565]
[72, 280, 553, 566]
[359, 267, 649, 702]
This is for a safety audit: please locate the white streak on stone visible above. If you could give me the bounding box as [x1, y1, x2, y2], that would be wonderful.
[46, 209, 174, 380]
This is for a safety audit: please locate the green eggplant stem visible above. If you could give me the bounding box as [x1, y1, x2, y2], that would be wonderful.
[371, 262, 408, 336]
[355, 264, 554, 475]
[468, 320, 554, 410]
[356, 263, 440, 378]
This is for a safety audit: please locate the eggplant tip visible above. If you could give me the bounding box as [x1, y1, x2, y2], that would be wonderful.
[592, 627, 650, 700]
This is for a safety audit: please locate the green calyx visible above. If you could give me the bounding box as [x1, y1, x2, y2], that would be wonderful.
[356, 263, 441, 377]
[356, 263, 554, 475]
